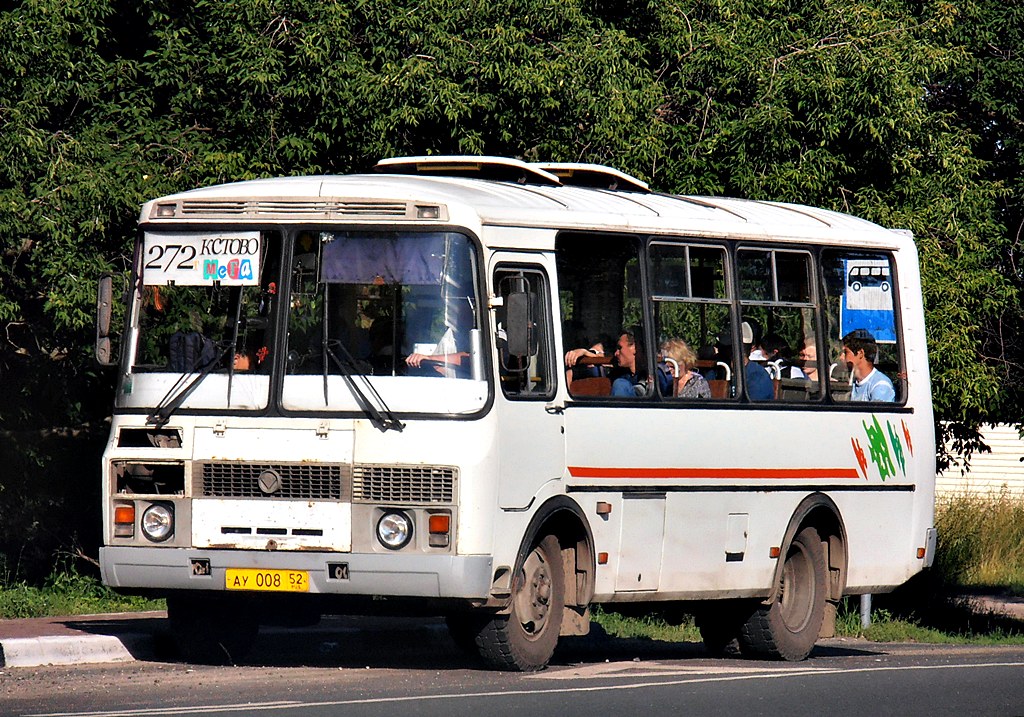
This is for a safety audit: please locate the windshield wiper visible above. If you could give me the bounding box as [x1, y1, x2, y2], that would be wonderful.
[322, 338, 405, 433]
[318, 286, 403, 433]
[147, 341, 234, 427]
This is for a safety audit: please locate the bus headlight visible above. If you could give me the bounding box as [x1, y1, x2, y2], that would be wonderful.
[141, 503, 174, 542]
[376, 511, 412, 550]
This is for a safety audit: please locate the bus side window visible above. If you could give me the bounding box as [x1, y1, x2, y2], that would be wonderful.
[649, 242, 737, 401]
[821, 250, 903, 403]
[494, 267, 555, 399]
[556, 233, 645, 399]
[737, 248, 821, 402]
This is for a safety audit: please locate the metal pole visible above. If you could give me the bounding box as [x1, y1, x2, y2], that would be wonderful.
[860, 593, 872, 630]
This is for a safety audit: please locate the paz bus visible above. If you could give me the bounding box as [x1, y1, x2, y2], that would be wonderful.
[95, 156, 936, 669]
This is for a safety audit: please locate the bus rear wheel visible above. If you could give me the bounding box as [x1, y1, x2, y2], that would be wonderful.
[167, 593, 259, 665]
[476, 535, 564, 671]
[739, 527, 826, 661]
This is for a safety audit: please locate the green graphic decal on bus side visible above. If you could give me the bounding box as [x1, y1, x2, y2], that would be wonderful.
[852, 416, 910, 481]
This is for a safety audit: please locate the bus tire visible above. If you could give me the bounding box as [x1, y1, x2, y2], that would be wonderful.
[476, 535, 564, 671]
[167, 594, 259, 665]
[739, 527, 826, 661]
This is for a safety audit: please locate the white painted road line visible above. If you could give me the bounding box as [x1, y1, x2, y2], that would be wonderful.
[26, 661, 1024, 717]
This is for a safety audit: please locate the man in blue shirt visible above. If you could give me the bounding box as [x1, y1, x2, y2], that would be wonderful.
[740, 321, 774, 401]
[610, 330, 642, 396]
[841, 329, 896, 402]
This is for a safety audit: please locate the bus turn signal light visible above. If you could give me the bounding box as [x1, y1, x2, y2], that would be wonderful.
[428, 513, 451, 548]
[114, 504, 135, 538]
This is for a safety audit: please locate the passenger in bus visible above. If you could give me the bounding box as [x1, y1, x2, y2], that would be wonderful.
[720, 322, 773, 400]
[659, 338, 711, 399]
[564, 337, 610, 376]
[763, 332, 805, 379]
[609, 330, 645, 396]
[841, 329, 895, 402]
[565, 329, 646, 396]
[563, 335, 614, 389]
[797, 336, 819, 382]
[746, 318, 766, 361]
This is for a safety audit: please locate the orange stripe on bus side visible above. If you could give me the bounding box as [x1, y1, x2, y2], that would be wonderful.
[566, 466, 862, 480]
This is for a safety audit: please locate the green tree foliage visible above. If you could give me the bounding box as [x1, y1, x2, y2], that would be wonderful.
[0, 0, 1021, 575]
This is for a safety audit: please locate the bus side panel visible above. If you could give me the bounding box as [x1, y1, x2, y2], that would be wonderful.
[566, 405, 927, 602]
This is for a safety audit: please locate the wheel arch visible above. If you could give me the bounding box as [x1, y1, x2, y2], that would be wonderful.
[513, 495, 596, 615]
[768, 493, 848, 605]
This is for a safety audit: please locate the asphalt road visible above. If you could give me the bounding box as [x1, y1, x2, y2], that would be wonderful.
[3, 617, 1024, 717]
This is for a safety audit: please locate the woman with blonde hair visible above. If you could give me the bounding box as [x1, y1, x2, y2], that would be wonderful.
[660, 338, 711, 399]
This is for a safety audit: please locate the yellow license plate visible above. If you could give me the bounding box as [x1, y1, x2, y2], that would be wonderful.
[225, 568, 309, 593]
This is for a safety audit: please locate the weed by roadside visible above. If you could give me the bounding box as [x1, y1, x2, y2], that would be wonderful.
[934, 491, 1024, 593]
[0, 568, 163, 619]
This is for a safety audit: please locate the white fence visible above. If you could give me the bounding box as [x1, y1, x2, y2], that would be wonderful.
[937, 424, 1024, 499]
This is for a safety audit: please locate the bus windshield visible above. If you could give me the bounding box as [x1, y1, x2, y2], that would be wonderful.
[281, 230, 485, 414]
[120, 228, 485, 416]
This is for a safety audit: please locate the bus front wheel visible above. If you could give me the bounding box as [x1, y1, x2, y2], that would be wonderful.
[739, 527, 826, 661]
[476, 535, 565, 671]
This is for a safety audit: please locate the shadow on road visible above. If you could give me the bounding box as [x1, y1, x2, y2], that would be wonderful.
[60, 613, 885, 670]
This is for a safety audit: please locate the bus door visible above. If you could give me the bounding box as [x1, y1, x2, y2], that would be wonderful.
[490, 256, 564, 510]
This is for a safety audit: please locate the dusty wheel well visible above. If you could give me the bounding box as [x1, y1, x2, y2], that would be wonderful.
[537, 506, 595, 610]
[512, 497, 595, 638]
[772, 494, 848, 605]
[801, 505, 848, 603]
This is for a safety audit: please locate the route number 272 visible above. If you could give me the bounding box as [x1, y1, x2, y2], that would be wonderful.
[145, 244, 197, 272]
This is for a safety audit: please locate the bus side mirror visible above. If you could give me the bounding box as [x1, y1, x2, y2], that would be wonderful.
[505, 290, 532, 357]
[95, 274, 117, 366]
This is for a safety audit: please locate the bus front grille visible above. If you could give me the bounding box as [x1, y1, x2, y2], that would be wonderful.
[352, 465, 456, 504]
[198, 462, 351, 500]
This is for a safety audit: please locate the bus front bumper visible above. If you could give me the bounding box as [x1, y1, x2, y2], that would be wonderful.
[100, 546, 493, 600]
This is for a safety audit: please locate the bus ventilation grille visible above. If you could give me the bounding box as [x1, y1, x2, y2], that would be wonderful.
[199, 462, 350, 500]
[351, 465, 456, 504]
[178, 199, 410, 219]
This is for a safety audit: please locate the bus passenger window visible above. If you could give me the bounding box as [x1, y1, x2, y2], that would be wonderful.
[557, 233, 647, 399]
[649, 243, 736, 400]
[821, 250, 903, 403]
[494, 268, 555, 398]
[737, 248, 820, 402]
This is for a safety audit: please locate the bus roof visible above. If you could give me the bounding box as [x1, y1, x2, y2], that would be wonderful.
[139, 158, 908, 248]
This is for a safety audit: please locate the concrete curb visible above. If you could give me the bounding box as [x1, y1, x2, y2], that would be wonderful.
[1, 634, 137, 668]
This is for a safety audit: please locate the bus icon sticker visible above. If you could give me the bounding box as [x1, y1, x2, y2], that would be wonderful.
[841, 259, 895, 341]
[848, 265, 890, 293]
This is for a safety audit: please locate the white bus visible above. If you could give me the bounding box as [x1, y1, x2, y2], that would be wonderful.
[96, 156, 936, 669]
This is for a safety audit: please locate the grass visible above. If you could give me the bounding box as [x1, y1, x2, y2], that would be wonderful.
[0, 567, 163, 619]
[933, 491, 1024, 594]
